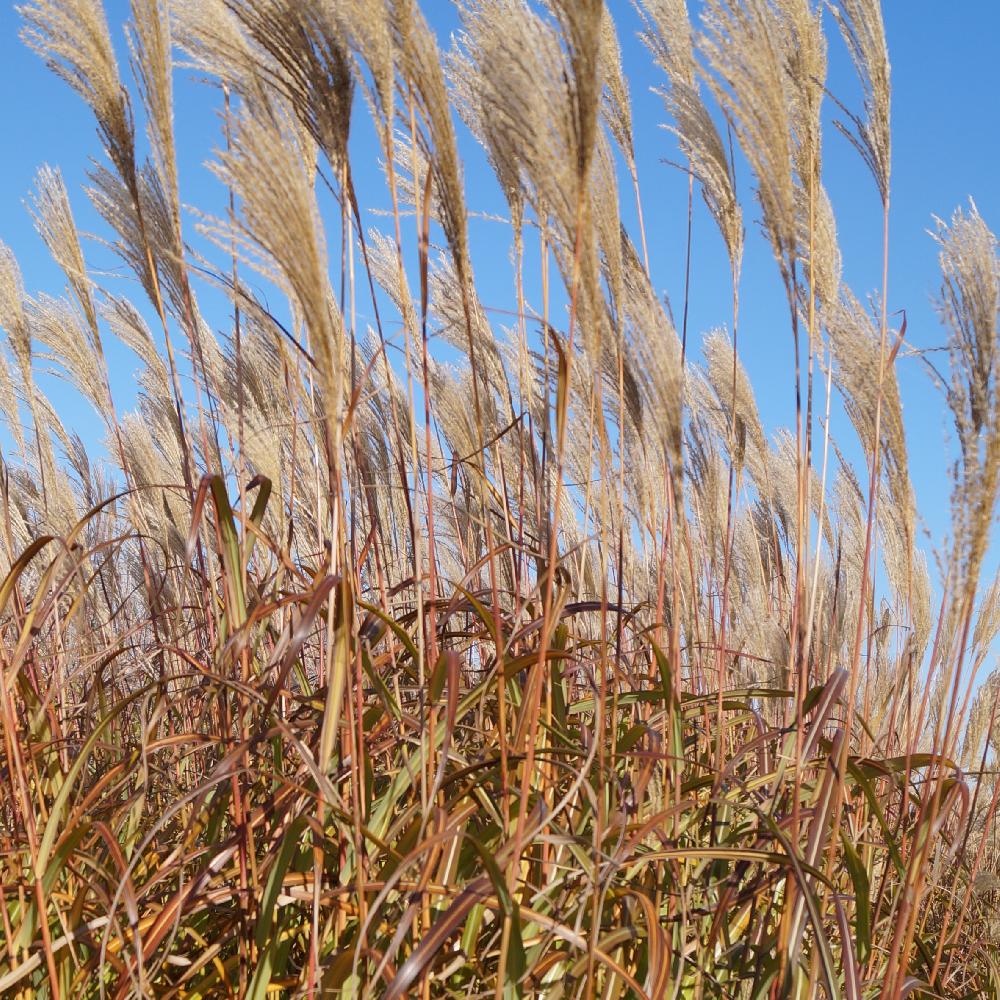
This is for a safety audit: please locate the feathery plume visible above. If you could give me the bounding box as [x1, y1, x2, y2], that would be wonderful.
[935, 202, 1000, 591]
[30, 166, 99, 336]
[225, 0, 354, 174]
[828, 0, 891, 202]
[599, 9, 634, 168]
[0, 354, 25, 454]
[700, 0, 796, 280]
[19, 0, 136, 185]
[0, 243, 32, 386]
[546, 0, 605, 182]
[203, 103, 344, 418]
[30, 293, 108, 415]
[389, 0, 469, 274]
[775, 0, 826, 184]
[169, 0, 270, 107]
[639, 0, 743, 274]
[128, 0, 178, 204]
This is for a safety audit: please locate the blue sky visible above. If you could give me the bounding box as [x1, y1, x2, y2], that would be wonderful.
[0, 1, 998, 569]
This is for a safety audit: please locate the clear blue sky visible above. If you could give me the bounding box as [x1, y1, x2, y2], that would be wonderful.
[0, 1, 998, 566]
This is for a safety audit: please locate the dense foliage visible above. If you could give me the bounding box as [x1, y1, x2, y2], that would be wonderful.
[1, 0, 999, 996]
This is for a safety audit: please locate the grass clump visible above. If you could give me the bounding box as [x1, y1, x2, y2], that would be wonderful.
[0, 0, 999, 996]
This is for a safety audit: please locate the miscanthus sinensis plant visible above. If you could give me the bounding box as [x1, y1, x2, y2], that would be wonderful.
[0, 0, 998, 996]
